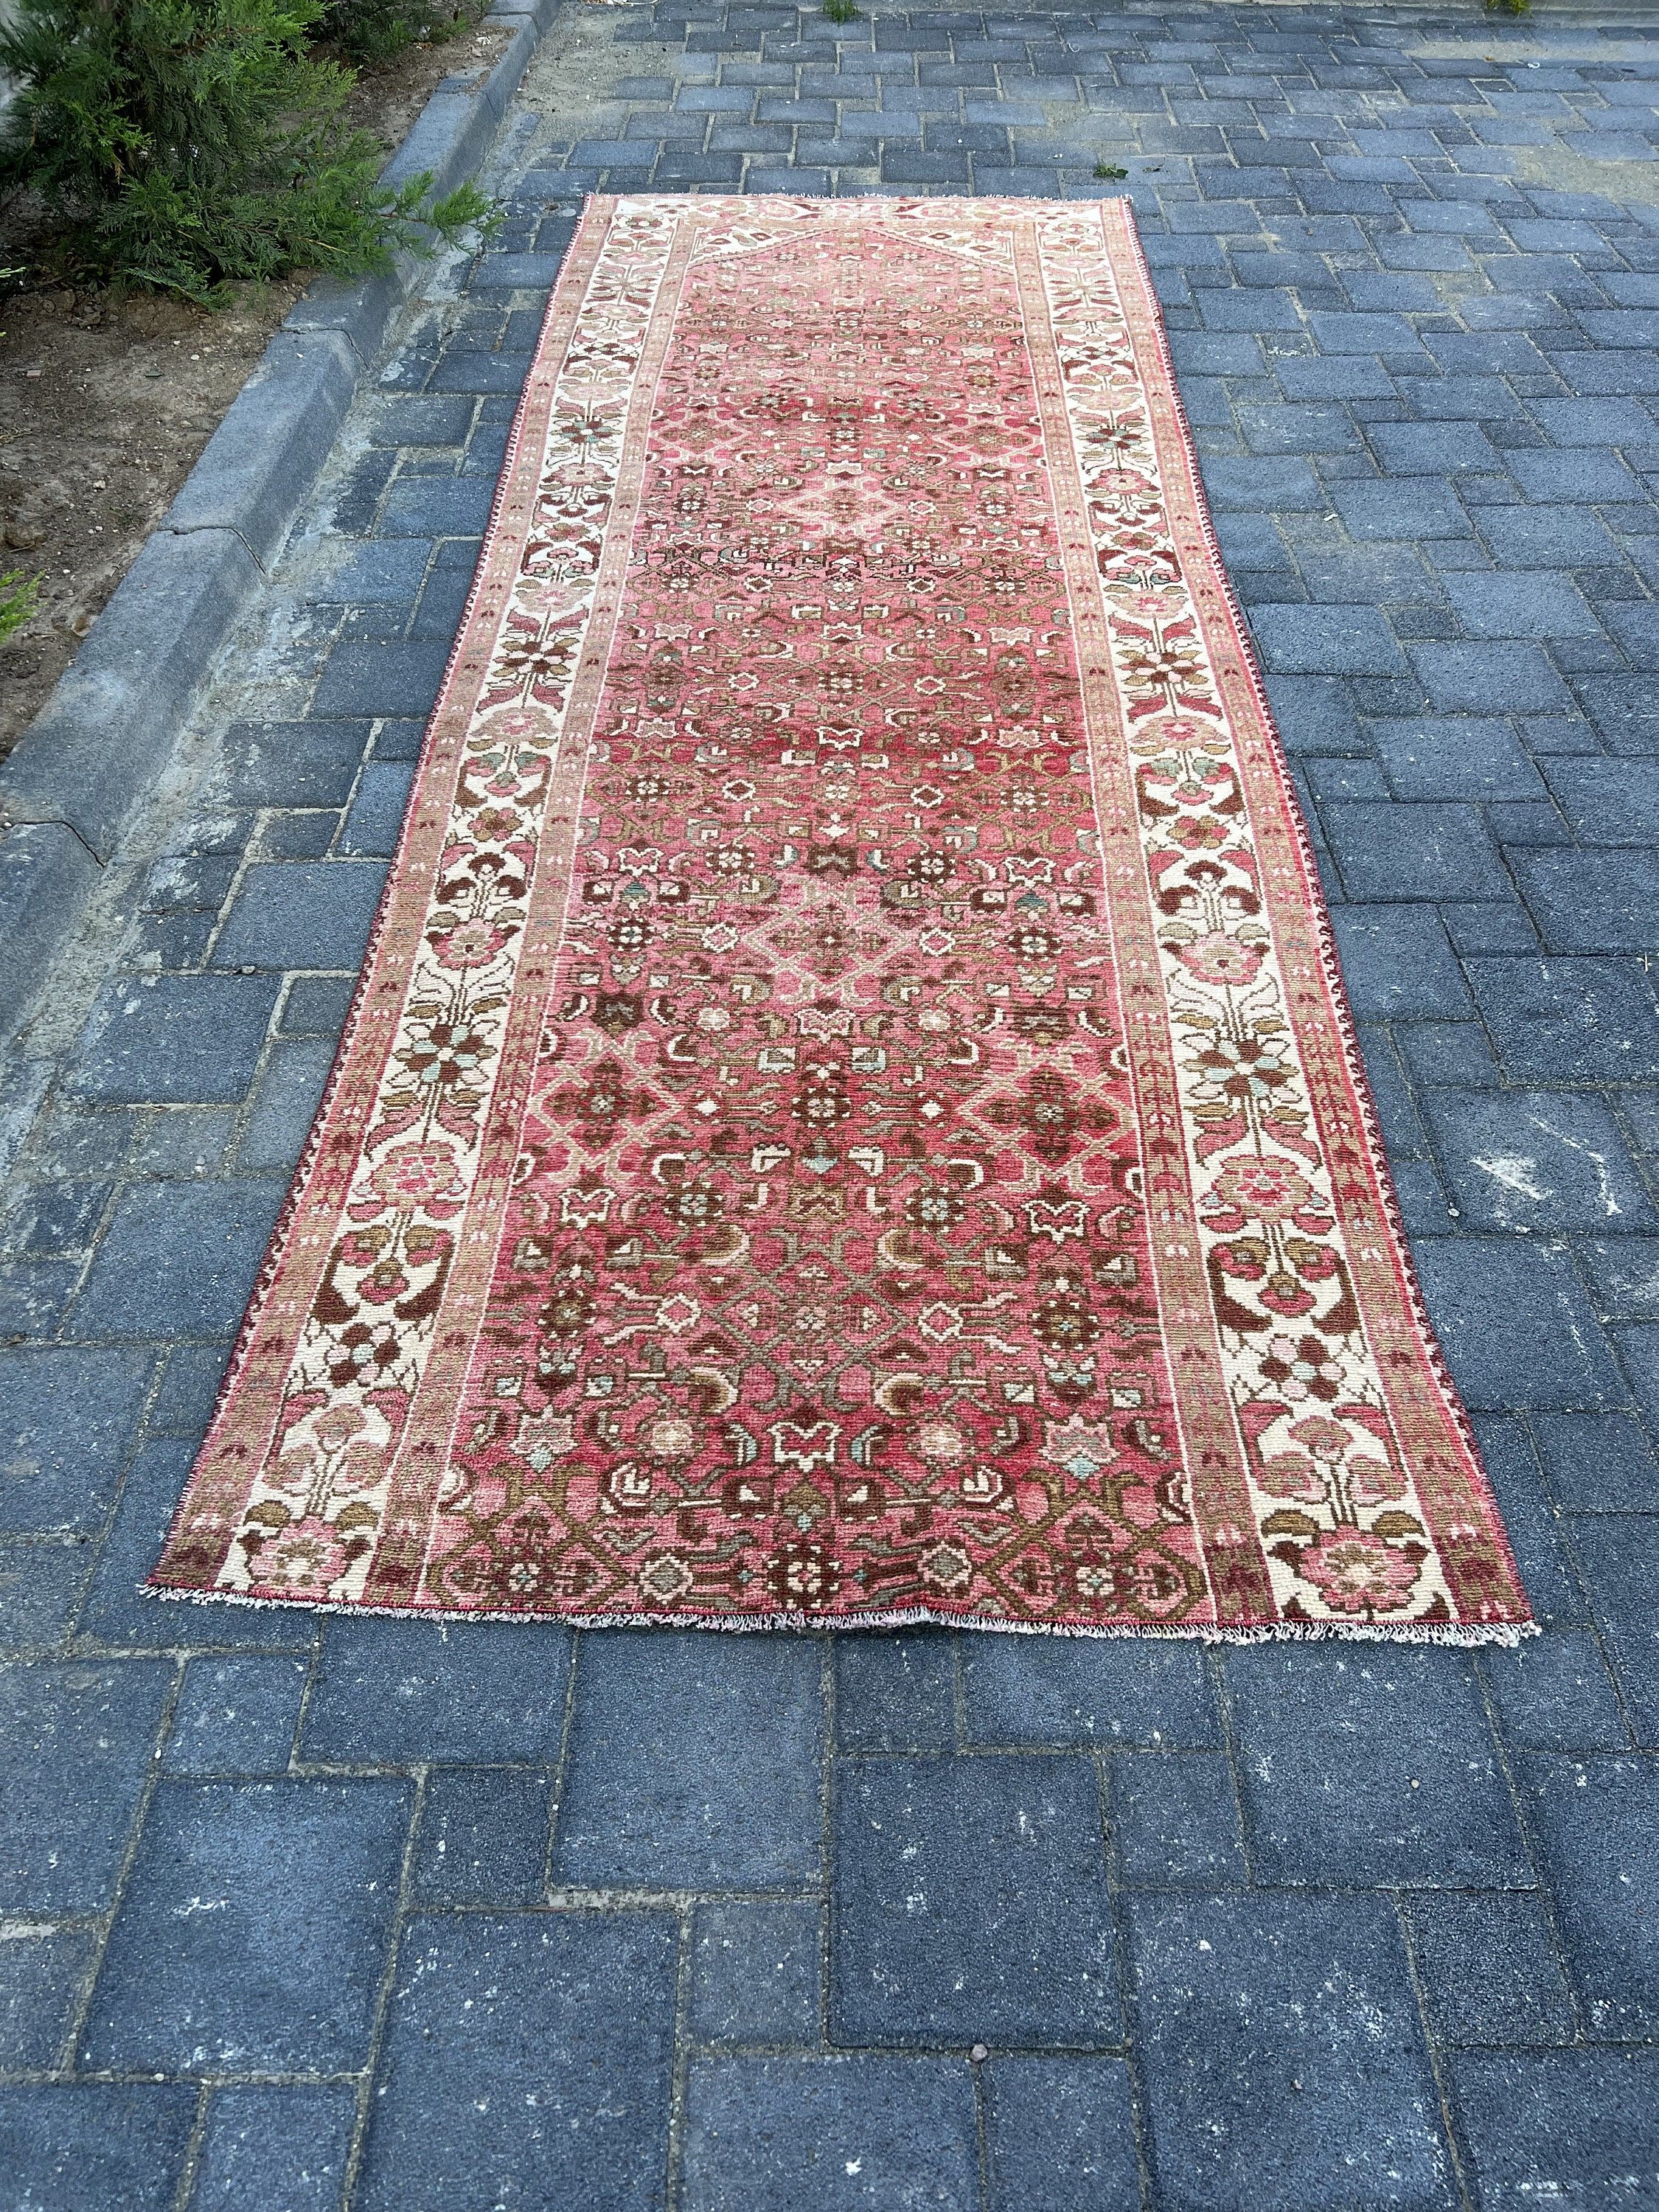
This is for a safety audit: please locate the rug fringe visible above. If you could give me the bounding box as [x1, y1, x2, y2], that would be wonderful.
[141, 1579, 1533, 1646]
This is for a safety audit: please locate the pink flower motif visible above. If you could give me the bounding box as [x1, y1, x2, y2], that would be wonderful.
[256, 1515, 350, 1598]
[1298, 1530, 1419, 1615]
[1257, 1451, 1327, 1503]
[370, 1142, 465, 1212]
[428, 917, 513, 969]
[1346, 1458, 1408, 1507]
[1175, 931, 1264, 989]
[1208, 1155, 1316, 1225]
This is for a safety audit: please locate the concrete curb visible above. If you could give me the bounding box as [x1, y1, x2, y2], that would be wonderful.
[0, 0, 559, 1041]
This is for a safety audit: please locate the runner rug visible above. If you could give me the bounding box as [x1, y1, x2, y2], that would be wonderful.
[152, 195, 1531, 1641]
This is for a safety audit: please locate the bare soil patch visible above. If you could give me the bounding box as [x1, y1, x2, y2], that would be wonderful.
[0, 15, 509, 759]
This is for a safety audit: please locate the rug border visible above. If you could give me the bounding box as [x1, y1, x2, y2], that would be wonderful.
[1099, 198, 1532, 1630]
[142, 192, 1534, 1645]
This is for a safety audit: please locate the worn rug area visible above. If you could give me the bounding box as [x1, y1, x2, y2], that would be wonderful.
[153, 195, 1530, 1641]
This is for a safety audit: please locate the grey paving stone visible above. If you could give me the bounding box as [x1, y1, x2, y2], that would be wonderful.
[1129, 1893, 1454, 2212]
[304, 1615, 571, 1764]
[0, 1660, 173, 1913]
[554, 1631, 824, 1889]
[217, 720, 371, 807]
[1513, 849, 1659, 957]
[1370, 717, 1545, 802]
[0, 1927, 93, 2069]
[358, 1913, 678, 2212]
[69, 972, 283, 1105]
[832, 1753, 1118, 2048]
[0, 2086, 197, 2212]
[1250, 604, 1408, 677]
[161, 1655, 309, 1775]
[411, 1767, 553, 1905]
[1329, 479, 1471, 540]
[68, 1176, 284, 1343]
[681, 2057, 978, 2212]
[212, 860, 385, 972]
[1480, 1626, 1627, 1753]
[1329, 906, 1473, 1019]
[691, 1899, 822, 2048]
[1465, 957, 1659, 1082]
[1569, 1514, 1659, 1745]
[1107, 1752, 1245, 1887]
[835, 1630, 956, 1750]
[0, 1346, 153, 1534]
[1410, 643, 1573, 715]
[0, 1540, 88, 1654]
[1414, 1237, 1628, 1411]
[1518, 1755, 1659, 2039]
[1225, 1644, 1526, 1887]
[1450, 2049, 1659, 2212]
[961, 1635, 1216, 1747]
[1419, 1090, 1655, 1235]
[1543, 759, 1659, 846]
[983, 2057, 1141, 2212]
[190, 2086, 357, 2212]
[1404, 1892, 1575, 2049]
[235, 1039, 333, 1172]
[1324, 801, 1509, 900]
[80, 1776, 411, 2072]
[1532, 1412, 1659, 1514]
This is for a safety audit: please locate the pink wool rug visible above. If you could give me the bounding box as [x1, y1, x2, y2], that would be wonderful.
[151, 195, 1531, 1642]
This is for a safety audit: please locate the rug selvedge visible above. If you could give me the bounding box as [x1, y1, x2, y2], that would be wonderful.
[150, 195, 1531, 1640]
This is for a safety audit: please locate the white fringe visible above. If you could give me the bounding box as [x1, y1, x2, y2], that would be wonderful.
[142, 1580, 1534, 1646]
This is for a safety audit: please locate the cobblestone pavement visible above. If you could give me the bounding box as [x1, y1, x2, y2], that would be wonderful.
[5, 4, 1659, 2205]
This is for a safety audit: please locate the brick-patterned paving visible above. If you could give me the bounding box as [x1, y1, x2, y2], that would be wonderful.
[3, 4, 1659, 2204]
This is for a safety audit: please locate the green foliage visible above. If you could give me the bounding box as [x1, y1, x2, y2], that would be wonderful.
[1093, 161, 1128, 181]
[822, 0, 859, 22]
[0, 571, 41, 648]
[0, 0, 495, 303]
[320, 0, 484, 67]
[1484, 0, 1530, 13]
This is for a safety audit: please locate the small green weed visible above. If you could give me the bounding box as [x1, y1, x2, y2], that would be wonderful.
[1093, 161, 1129, 181]
[0, 571, 41, 649]
[823, 0, 860, 24]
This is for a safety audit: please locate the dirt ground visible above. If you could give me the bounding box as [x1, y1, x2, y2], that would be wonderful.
[0, 15, 509, 759]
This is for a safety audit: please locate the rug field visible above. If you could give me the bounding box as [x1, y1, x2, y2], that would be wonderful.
[150, 194, 1531, 1641]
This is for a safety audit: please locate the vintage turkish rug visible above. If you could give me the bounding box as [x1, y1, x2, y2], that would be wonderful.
[152, 195, 1531, 1641]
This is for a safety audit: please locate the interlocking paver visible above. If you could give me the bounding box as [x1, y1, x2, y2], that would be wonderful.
[832, 1753, 1118, 2048]
[1130, 1892, 1455, 2212]
[0, 2086, 196, 2212]
[554, 1631, 824, 1888]
[0, 1660, 173, 1913]
[691, 1898, 823, 2046]
[357, 1914, 678, 2212]
[1516, 1756, 1659, 2039]
[1404, 1892, 1576, 2049]
[189, 2086, 358, 2212]
[982, 2056, 1141, 2212]
[80, 1777, 411, 2073]
[1225, 1644, 1527, 1886]
[1451, 2049, 1659, 2212]
[303, 1615, 571, 1764]
[681, 2056, 978, 2212]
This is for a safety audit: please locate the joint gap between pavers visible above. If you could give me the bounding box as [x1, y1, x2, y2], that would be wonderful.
[1206, 1646, 1259, 1890]
[540, 1624, 585, 1899]
[166, 2082, 212, 2212]
[56, 1653, 188, 2076]
[1467, 1654, 1592, 2045]
[661, 1902, 698, 2212]
[1391, 1890, 1481, 2212]
[1092, 1743, 1161, 2212]
[338, 1763, 428, 2210]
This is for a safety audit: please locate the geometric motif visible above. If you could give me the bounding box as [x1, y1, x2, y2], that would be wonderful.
[151, 197, 1532, 1640]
